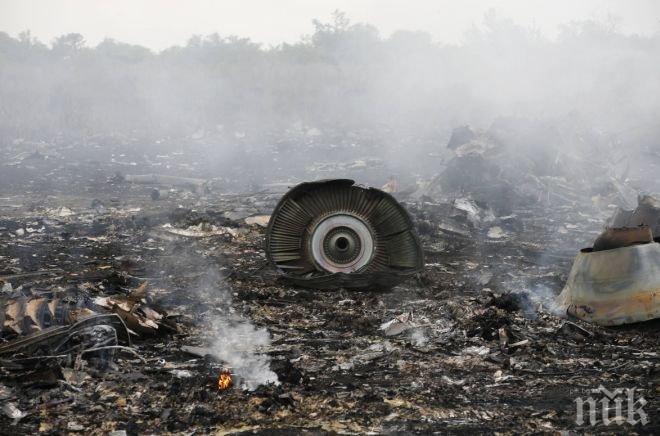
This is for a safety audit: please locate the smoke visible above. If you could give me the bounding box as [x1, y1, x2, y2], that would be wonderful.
[192, 265, 278, 390]
[497, 279, 566, 320]
[155, 238, 278, 390]
[209, 316, 279, 390]
[409, 328, 428, 346]
[1, 11, 659, 188]
[522, 283, 565, 318]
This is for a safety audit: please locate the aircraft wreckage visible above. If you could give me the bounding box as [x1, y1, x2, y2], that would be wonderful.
[266, 179, 424, 289]
[267, 180, 659, 326]
[558, 195, 660, 325]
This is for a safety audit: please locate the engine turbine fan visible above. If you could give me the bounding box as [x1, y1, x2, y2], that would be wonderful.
[266, 179, 423, 289]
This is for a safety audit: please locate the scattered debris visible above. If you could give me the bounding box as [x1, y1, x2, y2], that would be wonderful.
[0, 129, 658, 433]
[158, 222, 237, 239]
[487, 226, 507, 239]
[244, 215, 270, 227]
[2, 402, 26, 421]
[117, 172, 209, 193]
[93, 284, 179, 336]
[462, 345, 490, 356]
[0, 313, 132, 369]
[379, 312, 415, 336]
[608, 194, 660, 237]
[150, 188, 171, 201]
[381, 176, 399, 193]
[420, 121, 642, 214]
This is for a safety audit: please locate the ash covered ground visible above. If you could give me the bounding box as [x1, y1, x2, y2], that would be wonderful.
[0, 132, 658, 435]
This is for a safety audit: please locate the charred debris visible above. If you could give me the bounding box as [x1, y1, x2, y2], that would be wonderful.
[0, 122, 659, 433]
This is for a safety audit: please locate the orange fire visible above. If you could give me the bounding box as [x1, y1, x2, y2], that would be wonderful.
[218, 370, 233, 390]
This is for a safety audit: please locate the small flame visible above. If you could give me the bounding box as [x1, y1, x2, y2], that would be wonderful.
[218, 370, 233, 390]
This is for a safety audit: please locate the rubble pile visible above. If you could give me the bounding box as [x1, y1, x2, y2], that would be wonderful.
[419, 119, 647, 214]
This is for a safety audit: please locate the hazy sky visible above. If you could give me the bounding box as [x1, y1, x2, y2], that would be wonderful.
[1, 0, 659, 50]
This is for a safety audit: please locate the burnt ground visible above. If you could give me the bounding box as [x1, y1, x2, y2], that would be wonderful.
[0, 142, 658, 434]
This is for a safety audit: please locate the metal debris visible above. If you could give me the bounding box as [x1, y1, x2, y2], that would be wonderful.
[266, 179, 424, 289]
[2, 402, 26, 421]
[558, 241, 660, 325]
[118, 173, 209, 193]
[558, 199, 660, 325]
[379, 312, 415, 336]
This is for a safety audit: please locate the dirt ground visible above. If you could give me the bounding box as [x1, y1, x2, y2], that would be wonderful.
[0, 142, 658, 434]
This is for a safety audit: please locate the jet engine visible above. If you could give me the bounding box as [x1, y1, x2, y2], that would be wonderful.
[266, 179, 423, 289]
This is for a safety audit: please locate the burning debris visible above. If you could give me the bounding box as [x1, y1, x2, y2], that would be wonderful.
[266, 179, 424, 289]
[207, 315, 279, 391]
[217, 369, 233, 391]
